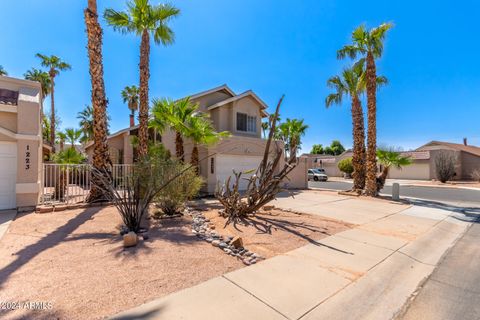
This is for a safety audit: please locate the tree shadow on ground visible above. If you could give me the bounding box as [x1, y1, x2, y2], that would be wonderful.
[402, 199, 480, 223]
[231, 214, 353, 255]
[111, 305, 165, 320]
[0, 207, 102, 289]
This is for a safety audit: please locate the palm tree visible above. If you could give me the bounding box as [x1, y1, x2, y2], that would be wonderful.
[121, 85, 140, 125]
[57, 131, 67, 151]
[337, 23, 393, 196]
[277, 118, 308, 160]
[186, 114, 229, 174]
[24, 68, 51, 102]
[326, 61, 367, 190]
[376, 148, 412, 193]
[64, 128, 83, 149]
[0, 65, 8, 76]
[36, 54, 71, 152]
[85, 0, 110, 202]
[150, 97, 198, 162]
[105, 0, 180, 157]
[77, 105, 94, 142]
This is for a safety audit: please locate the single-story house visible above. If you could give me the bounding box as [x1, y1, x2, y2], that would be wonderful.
[0, 76, 43, 210]
[302, 140, 480, 181]
[85, 84, 307, 193]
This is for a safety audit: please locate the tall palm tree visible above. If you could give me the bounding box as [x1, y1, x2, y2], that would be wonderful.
[121, 85, 140, 125]
[64, 128, 83, 149]
[150, 97, 197, 162]
[85, 0, 110, 202]
[326, 61, 381, 190]
[0, 65, 8, 76]
[186, 114, 229, 174]
[105, 0, 180, 157]
[277, 118, 308, 160]
[24, 68, 52, 102]
[36, 53, 71, 152]
[376, 148, 412, 193]
[337, 23, 393, 196]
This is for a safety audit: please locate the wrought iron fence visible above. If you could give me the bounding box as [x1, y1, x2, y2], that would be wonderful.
[41, 164, 134, 205]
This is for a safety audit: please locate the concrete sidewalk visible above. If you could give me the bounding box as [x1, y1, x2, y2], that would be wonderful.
[111, 191, 471, 320]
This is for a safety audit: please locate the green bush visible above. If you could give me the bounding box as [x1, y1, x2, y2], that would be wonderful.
[338, 157, 354, 175]
[154, 161, 204, 216]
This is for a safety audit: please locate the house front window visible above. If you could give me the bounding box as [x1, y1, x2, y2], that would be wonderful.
[236, 112, 256, 133]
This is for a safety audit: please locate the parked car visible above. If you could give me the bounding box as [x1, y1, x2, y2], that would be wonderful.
[308, 168, 328, 181]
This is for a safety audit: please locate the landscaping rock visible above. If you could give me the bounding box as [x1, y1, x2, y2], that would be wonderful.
[219, 242, 228, 249]
[141, 233, 149, 240]
[224, 249, 232, 254]
[205, 238, 213, 243]
[242, 258, 251, 266]
[211, 240, 221, 247]
[263, 205, 275, 211]
[229, 236, 244, 249]
[123, 232, 138, 247]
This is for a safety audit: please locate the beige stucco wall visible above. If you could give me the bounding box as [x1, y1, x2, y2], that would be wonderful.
[461, 152, 480, 179]
[285, 157, 308, 189]
[0, 76, 43, 209]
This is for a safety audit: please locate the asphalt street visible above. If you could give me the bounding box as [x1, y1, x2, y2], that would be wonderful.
[309, 180, 480, 205]
[399, 223, 480, 320]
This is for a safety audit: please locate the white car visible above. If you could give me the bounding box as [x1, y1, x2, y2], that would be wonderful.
[308, 168, 328, 182]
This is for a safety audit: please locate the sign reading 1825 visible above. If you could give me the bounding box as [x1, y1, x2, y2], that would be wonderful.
[25, 145, 31, 170]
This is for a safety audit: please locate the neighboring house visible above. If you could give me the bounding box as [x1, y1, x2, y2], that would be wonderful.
[301, 150, 353, 177]
[0, 76, 43, 210]
[85, 84, 305, 193]
[302, 140, 480, 181]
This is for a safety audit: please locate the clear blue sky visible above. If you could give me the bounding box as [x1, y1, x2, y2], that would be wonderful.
[1, 0, 479, 152]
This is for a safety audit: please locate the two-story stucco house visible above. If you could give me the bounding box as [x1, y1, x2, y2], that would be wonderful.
[0, 76, 43, 210]
[85, 84, 279, 193]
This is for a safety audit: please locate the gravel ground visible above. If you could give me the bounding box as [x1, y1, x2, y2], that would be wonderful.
[0, 206, 243, 320]
[0, 205, 352, 320]
[202, 207, 353, 259]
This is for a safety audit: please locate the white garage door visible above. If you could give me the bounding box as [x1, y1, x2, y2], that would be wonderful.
[216, 155, 263, 190]
[0, 142, 17, 210]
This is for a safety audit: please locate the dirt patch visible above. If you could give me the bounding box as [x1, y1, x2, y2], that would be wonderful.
[202, 207, 353, 259]
[0, 206, 243, 320]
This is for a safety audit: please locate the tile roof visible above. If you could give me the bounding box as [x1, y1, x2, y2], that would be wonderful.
[418, 141, 480, 157]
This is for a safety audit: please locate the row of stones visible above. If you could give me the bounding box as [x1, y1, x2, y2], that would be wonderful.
[189, 210, 263, 266]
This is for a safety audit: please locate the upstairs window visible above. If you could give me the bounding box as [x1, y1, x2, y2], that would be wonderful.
[236, 112, 256, 133]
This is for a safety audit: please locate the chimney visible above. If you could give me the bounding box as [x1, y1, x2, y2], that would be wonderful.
[129, 114, 135, 127]
[463, 137, 468, 146]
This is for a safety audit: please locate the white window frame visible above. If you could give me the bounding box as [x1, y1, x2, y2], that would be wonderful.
[236, 112, 257, 133]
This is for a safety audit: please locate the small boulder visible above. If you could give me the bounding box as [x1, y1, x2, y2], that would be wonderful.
[123, 232, 138, 247]
[229, 236, 244, 249]
[211, 240, 221, 247]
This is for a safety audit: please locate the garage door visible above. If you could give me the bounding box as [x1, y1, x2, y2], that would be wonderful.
[388, 163, 430, 180]
[0, 142, 17, 210]
[216, 155, 263, 190]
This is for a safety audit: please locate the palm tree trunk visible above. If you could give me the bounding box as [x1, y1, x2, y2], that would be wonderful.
[365, 52, 378, 196]
[50, 74, 56, 153]
[138, 29, 150, 158]
[191, 144, 199, 175]
[376, 167, 389, 193]
[351, 95, 366, 190]
[85, 0, 110, 202]
[175, 131, 184, 162]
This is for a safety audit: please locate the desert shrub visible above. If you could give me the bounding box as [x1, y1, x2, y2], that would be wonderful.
[435, 151, 456, 183]
[155, 162, 204, 216]
[338, 157, 354, 175]
[91, 147, 194, 233]
[471, 169, 480, 182]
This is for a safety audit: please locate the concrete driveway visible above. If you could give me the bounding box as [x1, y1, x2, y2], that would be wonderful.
[112, 190, 473, 320]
